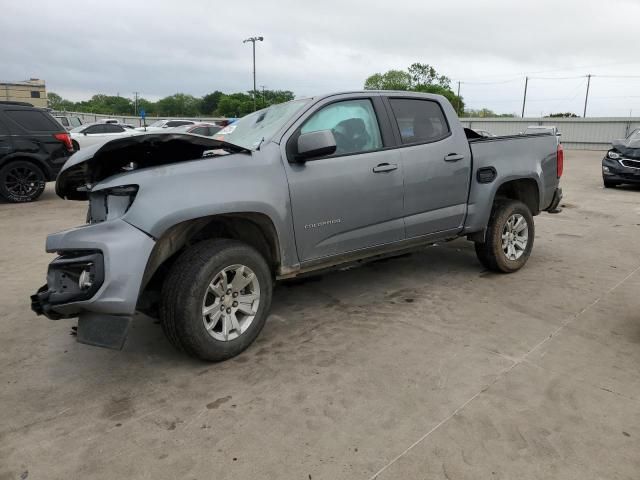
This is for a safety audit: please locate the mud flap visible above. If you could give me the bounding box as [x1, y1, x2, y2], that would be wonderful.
[77, 313, 131, 350]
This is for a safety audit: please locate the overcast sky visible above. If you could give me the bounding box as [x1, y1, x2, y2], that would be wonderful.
[2, 0, 639, 116]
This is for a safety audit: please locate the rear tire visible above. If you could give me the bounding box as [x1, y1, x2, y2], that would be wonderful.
[603, 178, 618, 188]
[72, 140, 80, 151]
[159, 239, 273, 361]
[0, 160, 46, 203]
[474, 200, 534, 273]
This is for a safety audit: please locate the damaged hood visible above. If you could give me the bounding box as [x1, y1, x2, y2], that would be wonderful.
[611, 136, 640, 159]
[56, 133, 250, 200]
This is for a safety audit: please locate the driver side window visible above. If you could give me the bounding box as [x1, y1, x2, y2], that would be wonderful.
[301, 99, 382, 156]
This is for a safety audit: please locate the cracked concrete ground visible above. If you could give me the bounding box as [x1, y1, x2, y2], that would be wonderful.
[1, 151, 639, 479]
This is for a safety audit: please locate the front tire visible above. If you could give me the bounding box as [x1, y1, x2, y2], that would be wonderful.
[474, 200, 534, 273]
[160, 239, 273, 361]
[0, 160, 46, 203]
[603, 178, 618, 188]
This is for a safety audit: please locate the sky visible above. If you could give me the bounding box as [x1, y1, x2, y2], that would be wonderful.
[1, 0, 639, 117]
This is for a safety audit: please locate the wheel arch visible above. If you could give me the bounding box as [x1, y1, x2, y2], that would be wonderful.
[137, 212, 282, 311]
[0, 154, 52, 180]
[492, 177, 540, 216]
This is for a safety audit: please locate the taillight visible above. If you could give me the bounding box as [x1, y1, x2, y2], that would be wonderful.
[556, 144, 564, 178]
[54, 132, 73, 152]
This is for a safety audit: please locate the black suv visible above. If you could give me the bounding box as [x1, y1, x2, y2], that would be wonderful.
[0, 101, 73, 202]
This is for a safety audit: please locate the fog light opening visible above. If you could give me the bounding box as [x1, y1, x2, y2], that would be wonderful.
[78, 269, 93, 290]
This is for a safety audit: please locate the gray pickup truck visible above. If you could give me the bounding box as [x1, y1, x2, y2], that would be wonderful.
[31, 91, 563, 361]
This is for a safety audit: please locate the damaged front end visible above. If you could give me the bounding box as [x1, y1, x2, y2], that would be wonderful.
[31, 133, 249, 349]
[602, 136, 640, 183]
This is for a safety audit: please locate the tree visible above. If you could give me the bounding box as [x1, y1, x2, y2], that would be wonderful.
[546, 112, 579, 118]
[364, 63, 464, 114]
[463, 108, 516, 118]
[156, 94, 201, 116]
[47, 92, 75, 111]
[201, 91, 224, 115]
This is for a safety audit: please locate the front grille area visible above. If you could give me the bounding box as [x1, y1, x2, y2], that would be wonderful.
[621, 159, 640, 169]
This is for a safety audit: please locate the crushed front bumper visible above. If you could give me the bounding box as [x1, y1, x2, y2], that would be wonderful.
[31, 218, 155, 349]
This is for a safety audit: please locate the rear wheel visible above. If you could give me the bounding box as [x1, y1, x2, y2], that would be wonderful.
[474, 200, 534, 273]
[72, 140, 80, 151]
[603, 178, 619, 188]
[0, 160, 46, 203]
[160, 239, 273, 361]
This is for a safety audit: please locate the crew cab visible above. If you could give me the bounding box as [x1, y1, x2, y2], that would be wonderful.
[31, 91, 563, 361]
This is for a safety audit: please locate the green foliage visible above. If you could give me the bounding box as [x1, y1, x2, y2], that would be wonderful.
[48, 89, 296, 118]
[463, 108, 516, 118]
[546, 112, 579, 118]
[364, 63, 463, 114]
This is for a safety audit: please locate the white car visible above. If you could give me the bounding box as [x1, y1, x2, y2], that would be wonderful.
[135, 119, 197, 132]
[70, 122, 141, 151]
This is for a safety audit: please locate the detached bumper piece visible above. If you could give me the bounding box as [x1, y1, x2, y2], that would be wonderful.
[30, 251, 104, 320]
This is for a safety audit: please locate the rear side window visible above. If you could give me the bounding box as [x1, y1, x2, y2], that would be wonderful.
[57, 117, 70, 127]
[84, 125, 106, 134]
[5, 109, 62, 132]
[166, 120, 193, 127]
[388, 98, 450, 144]
[69, 117, 82, 128]
[103, 124, 124, 133]
[190, 126, 208, 136]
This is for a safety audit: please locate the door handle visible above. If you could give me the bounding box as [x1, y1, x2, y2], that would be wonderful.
[372, 163, 398, 173]
[444, 153, 464, 162]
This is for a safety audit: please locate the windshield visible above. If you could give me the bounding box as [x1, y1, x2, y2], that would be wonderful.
[147, 120, 166, 128]
[214, 99, 310, 150]
[627, 129, 640, 141]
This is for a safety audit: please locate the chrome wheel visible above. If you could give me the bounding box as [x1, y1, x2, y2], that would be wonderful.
[202, 264, 260, 342]
[501, 213, 528, 260]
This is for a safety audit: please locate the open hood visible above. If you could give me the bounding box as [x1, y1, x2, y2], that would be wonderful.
[56, 133, 250, 200]
[612, 137, 640, 159]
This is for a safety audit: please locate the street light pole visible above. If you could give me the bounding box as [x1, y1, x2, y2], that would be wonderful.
[243, 36, 264, 111]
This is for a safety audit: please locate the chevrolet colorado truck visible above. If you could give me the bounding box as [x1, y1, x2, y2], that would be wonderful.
[31, 91, 563, 361]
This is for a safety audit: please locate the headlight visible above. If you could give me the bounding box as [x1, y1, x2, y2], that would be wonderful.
[88, 185, 138, 223]
[607, 150, 622, 160]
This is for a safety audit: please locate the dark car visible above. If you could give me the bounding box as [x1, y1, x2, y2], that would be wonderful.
[0, 101, 74, 202]
[602, 128, 640, 188]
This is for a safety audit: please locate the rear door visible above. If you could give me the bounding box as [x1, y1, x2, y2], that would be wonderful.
[282, 95, 405, 262]
[0, 117, 12, 158]
[385, 96, 471, 237]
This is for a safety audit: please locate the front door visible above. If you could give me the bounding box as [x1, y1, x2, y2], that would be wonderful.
[283, 97, 405, 262]
[386, 97, 471, 238]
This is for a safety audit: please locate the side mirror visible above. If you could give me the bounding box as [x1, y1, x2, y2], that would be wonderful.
[295, 130, 336, 161]
[83, 132, 87, 136]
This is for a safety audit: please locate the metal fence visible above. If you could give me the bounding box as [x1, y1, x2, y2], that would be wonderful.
[459, 117, 640, 150]
[52, 111, 225, 127]
[55, 110, 640, 151]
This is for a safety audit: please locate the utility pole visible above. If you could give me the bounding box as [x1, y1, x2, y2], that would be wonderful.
[133, 91, 139, 115]
[583, 74, 591, 118]
[521, 76, 528, 118]
[456, 81, 461, 115]
[243, 36, 264, 111]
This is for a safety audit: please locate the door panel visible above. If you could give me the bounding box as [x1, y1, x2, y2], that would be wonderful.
[286, 149, 404, 261]
[283, 97, 405, 262]
[387, 98, 471, 237]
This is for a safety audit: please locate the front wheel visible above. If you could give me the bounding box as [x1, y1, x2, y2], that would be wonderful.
[160, 239, 273, 361]
[474, 200, 534, 273]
